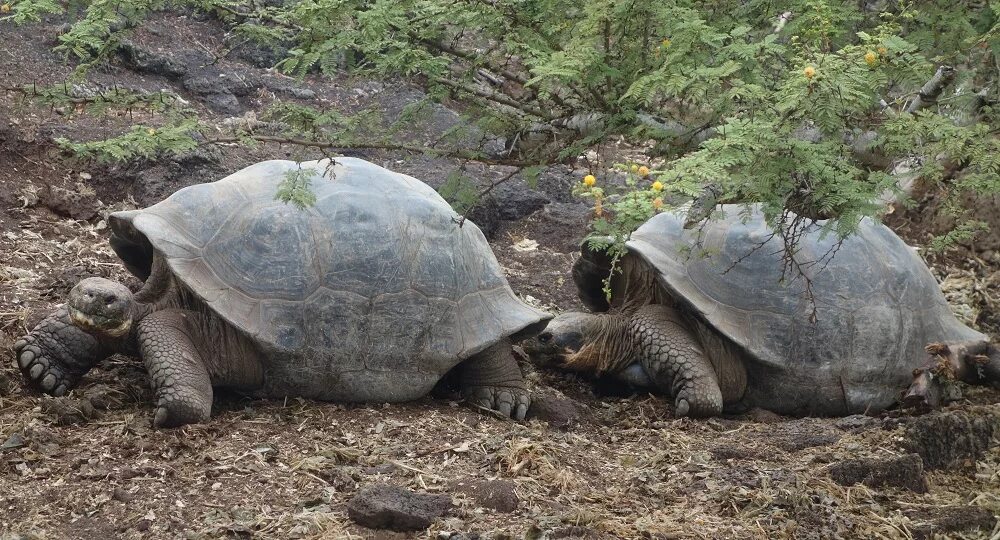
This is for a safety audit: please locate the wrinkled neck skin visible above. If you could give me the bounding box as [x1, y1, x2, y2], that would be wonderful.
[83, 301, 152, 358]
[563, 312, 637, 377]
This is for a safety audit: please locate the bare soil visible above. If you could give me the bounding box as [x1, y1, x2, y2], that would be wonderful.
[1, 11, 999, 540]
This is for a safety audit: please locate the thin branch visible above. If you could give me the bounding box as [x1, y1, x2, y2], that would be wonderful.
[202, 133, 540, 167]
[431, 77, 553, 120]
[905, 65, 956, 114]
[452, 166, 525, 227]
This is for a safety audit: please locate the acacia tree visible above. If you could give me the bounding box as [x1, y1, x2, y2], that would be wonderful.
[4, 0, 999, 262]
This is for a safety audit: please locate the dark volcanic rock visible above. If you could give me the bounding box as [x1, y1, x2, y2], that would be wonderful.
[347, 484, 452, 532]
[129, 147, 226, 206]
[117, 41, 206, 77]
[907, 505, 997, 540]
[827, 453, 928, 493]
[201, 92, 242, 115]
[489, 181, 550, 222]
[900, 405, 1000, 469]
[230, 37, 292, 69]
[449, 479, 519, 513]
[44, 185, 99, 220]
[182, 69, 262, 97]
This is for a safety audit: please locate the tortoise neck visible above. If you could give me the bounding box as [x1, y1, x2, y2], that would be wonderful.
[562, 312, 636, 376]
[134, 254, 172, 304]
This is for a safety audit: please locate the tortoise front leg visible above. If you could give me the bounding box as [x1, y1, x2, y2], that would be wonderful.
[14, 306, 110, 396]
[903, 340, 1000, 409]
[632, 305, 724, 417]
[137, 309, 213, 428]
[458, 338, 530, 420]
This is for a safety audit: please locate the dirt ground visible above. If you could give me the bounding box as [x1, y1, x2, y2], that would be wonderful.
[1, 11, 999, 540]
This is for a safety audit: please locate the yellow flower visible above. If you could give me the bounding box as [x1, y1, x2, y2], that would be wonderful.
[864, 50, 878, 67]
[652, 197, 663, 210]
[661, 38, 671, 48]
[147, 128, 157, 136]
[0, 4, 10, 12]
[638, 166, 650, 177]
[651, 180, 663, 192]
[630, 164, 639, 173]
[583, 174, 596, 187]
[803, 66, 816, 80]
[877, 46, 887, 55]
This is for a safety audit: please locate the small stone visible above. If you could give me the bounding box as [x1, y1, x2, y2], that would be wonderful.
[347, 484, 452, 532]
[1, 432, 25, 450]
[112, 487, 134, 502]
[525, 392, 586, 429]
[827, 453, 928, 493]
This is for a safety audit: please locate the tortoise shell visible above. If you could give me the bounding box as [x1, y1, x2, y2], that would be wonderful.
[622, 204, 983, 414]
[108, 158, 549, 397]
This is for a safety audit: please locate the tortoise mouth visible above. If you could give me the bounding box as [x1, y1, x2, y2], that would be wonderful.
[69, 306, 132, 337]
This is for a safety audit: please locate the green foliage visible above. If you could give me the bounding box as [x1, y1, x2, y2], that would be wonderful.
[55, 119, 200, 162]
[275, 166, 320, 208]
[6, 0, 1000, 263]
[437, 171, 480, 216]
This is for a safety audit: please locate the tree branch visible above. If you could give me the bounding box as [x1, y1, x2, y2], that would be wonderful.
[201, 133, 541, 167]
[431, 77, 554, 120]
[905, 65, 956, 114]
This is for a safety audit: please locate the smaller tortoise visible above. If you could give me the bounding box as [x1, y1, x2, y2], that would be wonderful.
[524, 205, 1000, 417]
[15, 158, 551, 427]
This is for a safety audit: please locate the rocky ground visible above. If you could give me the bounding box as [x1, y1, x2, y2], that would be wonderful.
[1, 10, 999, 540]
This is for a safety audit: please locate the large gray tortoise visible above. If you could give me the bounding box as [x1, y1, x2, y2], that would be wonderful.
[524, 205, 1000, 417]
[15, 158, 551, 427]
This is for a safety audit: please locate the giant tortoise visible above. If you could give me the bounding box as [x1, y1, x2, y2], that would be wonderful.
[15, 158, 551, 427]
[524, 204, 999, 417]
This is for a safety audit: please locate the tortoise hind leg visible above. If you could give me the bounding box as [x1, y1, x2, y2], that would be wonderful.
[137, 309, 214, 428]
[458, 338, 530, 420]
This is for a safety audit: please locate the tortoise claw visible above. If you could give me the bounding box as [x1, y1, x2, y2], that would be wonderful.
[464, 385, 531, 421]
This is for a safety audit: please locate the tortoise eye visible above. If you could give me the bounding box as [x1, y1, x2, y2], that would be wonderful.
[537, 332, 553, 344]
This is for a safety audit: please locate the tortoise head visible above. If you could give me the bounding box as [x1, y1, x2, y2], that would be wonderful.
[67, 278, 136, 338]
[522, 311, 594, 369]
